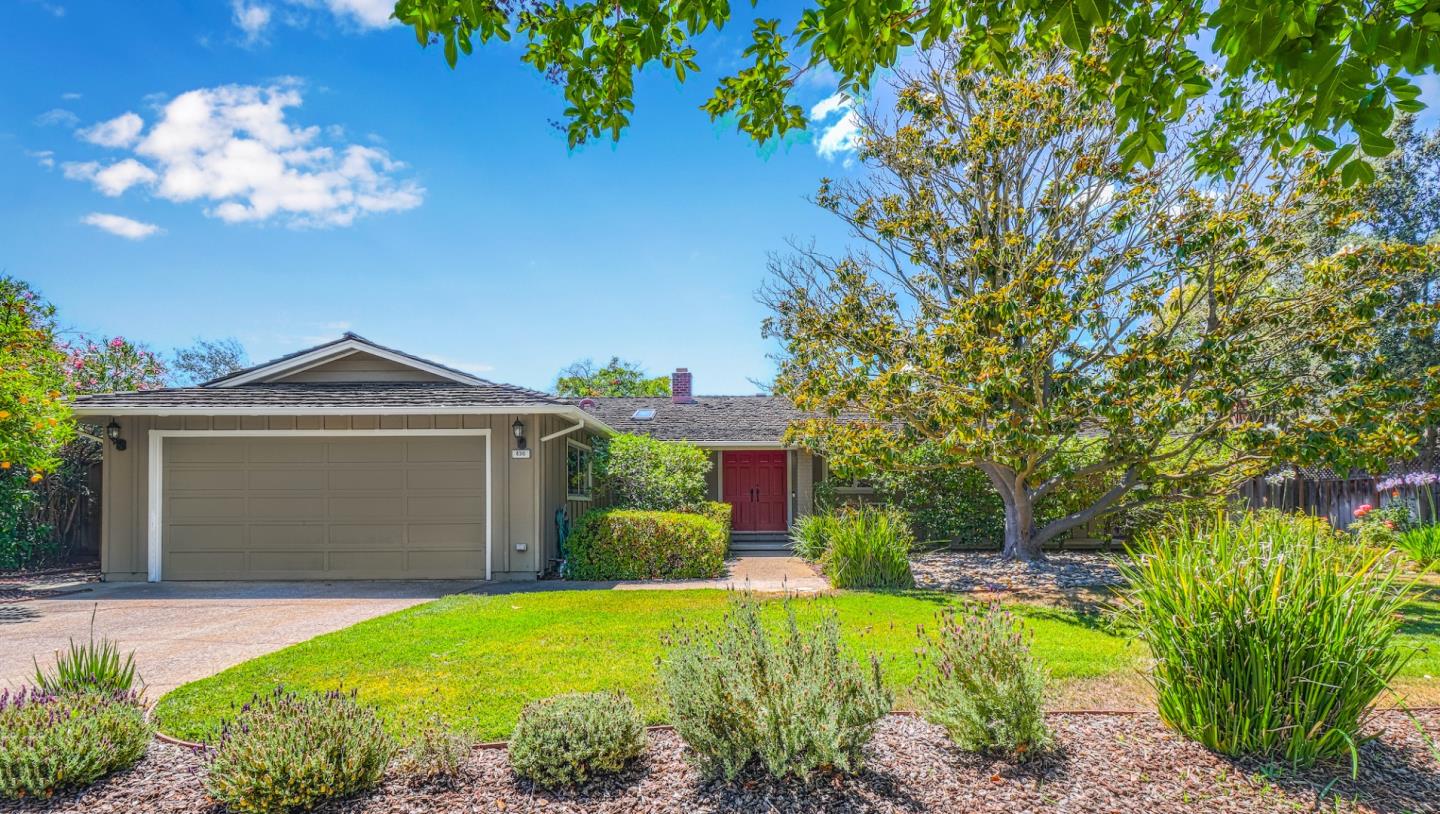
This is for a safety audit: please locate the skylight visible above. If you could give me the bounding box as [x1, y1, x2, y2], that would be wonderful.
[632, 409, 656, 421]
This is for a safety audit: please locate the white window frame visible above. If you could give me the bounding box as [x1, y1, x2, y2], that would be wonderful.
[566, 439, 593, 501]
[146, 429, 492, 582]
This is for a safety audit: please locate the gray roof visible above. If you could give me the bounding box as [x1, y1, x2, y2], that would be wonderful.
[73, 382, 566, 411]
[580, 396, 836, 444]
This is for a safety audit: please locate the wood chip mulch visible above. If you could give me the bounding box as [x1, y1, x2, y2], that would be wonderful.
[10, 711, 1438, 813]
[0, 563, 100, 604]
[911, 551, 1128, 595]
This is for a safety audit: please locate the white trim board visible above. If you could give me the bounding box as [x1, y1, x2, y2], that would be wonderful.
[213, 338, 484, 388]
[145, 429, 493, 583]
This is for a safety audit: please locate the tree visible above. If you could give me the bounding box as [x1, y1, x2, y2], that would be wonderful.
[762, 41, 1438, 561]
[61, 336, 167, 394]
[555, 357, 670, 398]
[0, 277, 71, 475]
[394, 0, 1437, 178]
[171, 338, 249, 385]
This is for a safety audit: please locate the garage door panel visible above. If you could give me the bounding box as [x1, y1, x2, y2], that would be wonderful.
[406, 467, 484, 491]
[162, 435, 487, 580]
[407, 438, 485, 463]
[247, 440, 328, 463]
[328, 469, 406, 491]
[247, 496, 326, 520]
[328, 440, 405, 463]
[248, 524, 326, 547]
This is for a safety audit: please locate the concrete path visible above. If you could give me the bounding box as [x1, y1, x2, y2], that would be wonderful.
[2, 580, 482, 697]
[612, 553, 830, 594]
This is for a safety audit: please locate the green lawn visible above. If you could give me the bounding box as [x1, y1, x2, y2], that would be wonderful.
[152, 585, 1440, 743]
[153, 589, 1140, 742]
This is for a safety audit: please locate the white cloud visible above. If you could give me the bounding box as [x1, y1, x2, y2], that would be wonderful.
[319, 0, 395, 28]
[34, 108, 79, 128]
[79, 112, 145, 147]
[61, 92, 82, 101]
[93, 159, 158, 196]
[232, 0, 272, 42]
[81, 213, 163, 240]
[809, 91, 861, 163]
[61, 82, 423, 228]
[26, 150, 55, 168]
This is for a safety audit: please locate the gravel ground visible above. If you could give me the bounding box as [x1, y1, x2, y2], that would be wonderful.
[11, 711, 1438, 813]
[911, 551, 1128, 595]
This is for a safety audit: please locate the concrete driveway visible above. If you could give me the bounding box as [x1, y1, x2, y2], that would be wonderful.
[1, 580, 482, 697]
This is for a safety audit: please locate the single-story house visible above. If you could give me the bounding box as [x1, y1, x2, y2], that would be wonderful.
[73, 333, 829, 582]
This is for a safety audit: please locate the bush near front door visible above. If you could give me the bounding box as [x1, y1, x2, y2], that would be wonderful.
[596, 434, 710, 511]
[567, 509, 727, 580]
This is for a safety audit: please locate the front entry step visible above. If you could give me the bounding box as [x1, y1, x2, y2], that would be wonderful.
[729, 534, 793, 554]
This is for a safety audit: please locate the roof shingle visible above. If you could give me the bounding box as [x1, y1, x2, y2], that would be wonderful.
[73, 382, 565, 411]
[579, 396, 832, 443]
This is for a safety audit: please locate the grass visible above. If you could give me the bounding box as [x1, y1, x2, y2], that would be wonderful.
[153, 589, 1138, 742]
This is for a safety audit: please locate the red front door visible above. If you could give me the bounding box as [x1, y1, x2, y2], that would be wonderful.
[722, 451, 788, 532]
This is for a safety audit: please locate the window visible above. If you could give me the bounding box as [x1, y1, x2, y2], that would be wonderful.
[631, 408, 656, 421]
[567, 441, 593, 500]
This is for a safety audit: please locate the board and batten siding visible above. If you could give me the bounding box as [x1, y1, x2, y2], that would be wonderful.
[272, 353, 453, 383]
[538, 413, 604, 569]
[98, 413, 548, 581]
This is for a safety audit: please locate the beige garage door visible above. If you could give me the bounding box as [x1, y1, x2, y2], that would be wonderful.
[161, 435, 487, 580]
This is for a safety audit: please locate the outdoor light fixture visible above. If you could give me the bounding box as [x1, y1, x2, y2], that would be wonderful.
[106, 420, 127, 451]
[512, 418, 527, 449]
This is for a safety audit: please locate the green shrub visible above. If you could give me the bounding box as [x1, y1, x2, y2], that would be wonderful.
[395, 714, 473, 783]
[1397, 524, 1440, 569]
[790, 513, 838, 561]
[567, 509, 726, 580]
[1119, 511, 1412, 767]
[916, 604, 1052, 759]
[822, 506, 915, 589]
[0, 688, 151, 799]
[596, 433, 711, 510]
[1351, 501, 1414, 549]
[508, 692, 646, 788]
[205, 687, 396, 814]
[0, 472, 57, 570]
[33, 620, 139, 695]
[694, 500, 732, 534]
[658, 594, 892, 780]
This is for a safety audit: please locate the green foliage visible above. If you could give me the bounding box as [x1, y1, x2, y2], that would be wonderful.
[61, 335, 167, 394]
[916, 604, 1052, 759]
[821, 506, 916, 590]
[33, 625, 139, 696]
[595, 433, 710, 511]
[0, 277, 71, 475]
[0, 472, 55, 570]
[657, 594, 891, 780]
[205, 687, 396, 814]
[790, 512, 837, 561]
[1352, 502, 1415, 549]
[868, 457, 1007, 547]
[1397, 525, 1440, 569]
[693, 500, 731, 534]
[395, 714, 473, 783]
[554, 356, 669, 398]
[566, 509, 726, 580]
[171, 337, 248, 385]
[0, 688, 151, 799]
[1118, 512, 1412, 767]
[767, 41, 1439, 562]
[508, 692, 646, 788]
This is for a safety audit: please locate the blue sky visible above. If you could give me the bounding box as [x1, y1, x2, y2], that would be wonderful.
[0, 0, 862, 394]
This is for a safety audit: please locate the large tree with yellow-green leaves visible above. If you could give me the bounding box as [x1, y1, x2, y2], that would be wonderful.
[0, 277, 72, 477]
[763, 40, 1440, 561]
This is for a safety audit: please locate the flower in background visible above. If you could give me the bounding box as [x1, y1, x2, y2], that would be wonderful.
[1355, 503, 1373, 518]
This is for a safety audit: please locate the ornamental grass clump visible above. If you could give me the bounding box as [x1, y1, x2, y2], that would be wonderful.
[658, 593, 892, 780]
[0, 687, 151, 799]
[395, 714, 474, 784]
[1119, 511, 1413, 768]
[1397, 524, 1440, 569]
[916, 603, 1052, 759]
[33, 625, 139, 695]
[822, 506, 916, 589]
[508, 692, 646, 789]
[204, 687, 396, 814]
[790, 512, 838, 561]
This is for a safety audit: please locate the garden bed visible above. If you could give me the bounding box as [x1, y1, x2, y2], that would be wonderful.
[17, 711, 1438, 813]
[911, 551, 1127, 596]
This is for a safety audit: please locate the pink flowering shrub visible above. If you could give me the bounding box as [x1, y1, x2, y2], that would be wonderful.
[60, 336, 167, 395]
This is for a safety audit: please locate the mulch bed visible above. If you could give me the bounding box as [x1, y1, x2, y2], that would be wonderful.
[911, 551, 1127, 595]
[12, 711, 1438, 813]
[0, 563, 100, 604]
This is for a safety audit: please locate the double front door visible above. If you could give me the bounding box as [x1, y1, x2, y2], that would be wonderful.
[722, 451, 788, 532]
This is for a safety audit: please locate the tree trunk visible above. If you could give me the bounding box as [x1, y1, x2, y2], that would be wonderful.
[1000, 489, 1044, 562]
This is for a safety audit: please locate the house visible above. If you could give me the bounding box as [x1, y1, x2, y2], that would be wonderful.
[72, 334, 827, 582]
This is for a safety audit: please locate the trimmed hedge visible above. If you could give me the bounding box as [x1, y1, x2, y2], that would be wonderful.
[693, 501, 732, 535]
[567, 509, 727, 580]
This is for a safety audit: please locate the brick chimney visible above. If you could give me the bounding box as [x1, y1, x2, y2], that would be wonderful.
[671, 368, 695, 404]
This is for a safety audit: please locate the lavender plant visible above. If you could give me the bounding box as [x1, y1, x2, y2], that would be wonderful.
[0, 687, 151, 799]
[396, 714, 474, 784]
[204, 687, 396, 814]
[508, 692, 646, 788]
[915, 604, 1052, 759]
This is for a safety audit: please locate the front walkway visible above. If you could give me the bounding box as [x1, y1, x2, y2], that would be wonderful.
[613, 553, 829, 594]
[2, 580, 483, 697]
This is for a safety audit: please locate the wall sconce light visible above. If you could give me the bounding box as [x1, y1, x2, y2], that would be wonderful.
[512, 418, 527, 449]
[106, 420, 127, 451]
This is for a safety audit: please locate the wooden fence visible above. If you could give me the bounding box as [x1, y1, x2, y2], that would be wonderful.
[1237, 472, 1438, 531]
